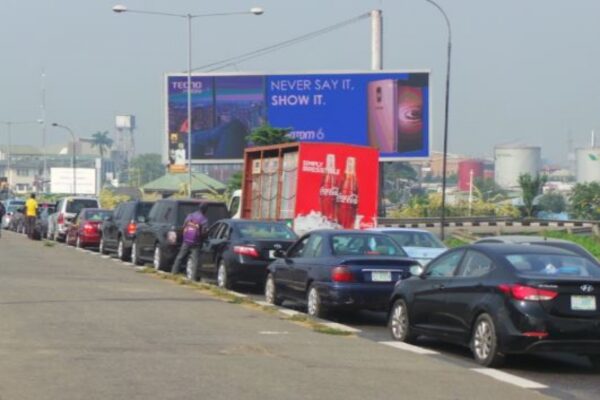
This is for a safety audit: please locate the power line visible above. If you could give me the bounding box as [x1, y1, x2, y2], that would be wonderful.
[192, 12, 371, 72]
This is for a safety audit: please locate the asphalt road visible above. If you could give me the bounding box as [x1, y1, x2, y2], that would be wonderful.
[0, 231, 553, 400]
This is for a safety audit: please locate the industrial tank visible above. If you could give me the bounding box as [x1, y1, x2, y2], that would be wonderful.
[576, 148, 600, 183]
[494, 145, 541, 188]
[457, 160, 484, 191]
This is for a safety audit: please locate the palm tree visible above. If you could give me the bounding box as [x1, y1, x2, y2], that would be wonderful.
[90, 131, 113, 159]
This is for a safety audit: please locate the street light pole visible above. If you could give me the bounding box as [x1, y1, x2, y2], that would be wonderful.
[423, 0, 452, 240]
[112, 4, 264, 197]
[52, 123, 77, 195]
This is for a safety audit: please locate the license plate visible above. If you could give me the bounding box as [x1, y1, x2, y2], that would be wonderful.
[371, 271, 392, 282]
[268, 250, 276, 259]
[571, 295, 597, 311]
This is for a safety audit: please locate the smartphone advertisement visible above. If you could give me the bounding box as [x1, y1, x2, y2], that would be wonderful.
[165, 71, 430, 163]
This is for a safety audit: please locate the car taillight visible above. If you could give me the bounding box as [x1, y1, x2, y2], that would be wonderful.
[234, 245, 260, 258]
[127, 221, 137, 236]
[498, 284, 558, 301]
[83, 222, 95, 234]
[57, 213, 64, 224]
[331, 266, 355, 283]
[166, 230, 177, 244]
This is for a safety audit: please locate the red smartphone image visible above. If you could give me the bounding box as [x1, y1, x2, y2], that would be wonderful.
[367, 80, 397, 152]
[397, 82, 424, 153]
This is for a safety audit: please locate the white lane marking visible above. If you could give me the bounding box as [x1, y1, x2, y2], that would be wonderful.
[259, 331, 289, 335]
[321, 322, 361, 333]
[112, 259, 122, 263]
[123, 262, 133, 266]
[379, 341, 440, 355]
[471, 368, 548, 390]
[279, 309, 302, 317]
[101, 255, 111, 259]
[134, 266, 147, 272]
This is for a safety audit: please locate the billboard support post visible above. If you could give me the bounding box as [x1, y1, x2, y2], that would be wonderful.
[51, 123, 77, 195]
[424, 0, 452, 240]
[371, 9, 383, 70]
[186, 14, 193, 197]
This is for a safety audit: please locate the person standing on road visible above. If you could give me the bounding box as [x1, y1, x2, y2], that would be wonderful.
[171, 206, 208, 279]
[25, 193, 38, 239]
[0, 201, 5, 238]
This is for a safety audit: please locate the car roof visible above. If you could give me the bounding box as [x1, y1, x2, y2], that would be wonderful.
[469, 243, 581, 256]
[474, 235, 571, 244]
[368, 227, 433, 234]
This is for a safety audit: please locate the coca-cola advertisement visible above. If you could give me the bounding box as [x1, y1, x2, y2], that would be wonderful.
[294, 143, 379, 234]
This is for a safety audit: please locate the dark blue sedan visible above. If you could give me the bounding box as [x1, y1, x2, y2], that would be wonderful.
[265, 230, 421, 318]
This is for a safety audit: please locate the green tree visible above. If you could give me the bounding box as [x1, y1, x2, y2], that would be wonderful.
[226, 171, 242, 195]
[130, 153, 165, 187]
[473, 178, 506, 202]
[538, 192, 566, 213]
[569, 182, 600, 220]
[246, 124, 297, 146]
[518, 173, 547, 217]
[90, 131, 113, 159]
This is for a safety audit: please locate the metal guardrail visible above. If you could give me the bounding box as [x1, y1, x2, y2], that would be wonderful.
[378, 216, 599, 229]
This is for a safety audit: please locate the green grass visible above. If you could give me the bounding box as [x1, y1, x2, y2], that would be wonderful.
[312, 325, 354, 336]
[444, 236, 469, 248]
[542, 231, 600, 259]
[43, 240, 55, 247]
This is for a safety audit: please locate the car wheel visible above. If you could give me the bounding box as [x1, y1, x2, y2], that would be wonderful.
[186, 254, 199, 281]
[217, 260, 231, 289]
[117, 238, 128, 261]
[153, 244, 167, 272]
[471, 313, 505, 368]
[589, 355, 600, 372]
[131, 241, 143, 266]
[99, 238, 108, 255]
[389, 299, 417, 343]
[307, 285, 326, 318]
[264, 273, 283, 306]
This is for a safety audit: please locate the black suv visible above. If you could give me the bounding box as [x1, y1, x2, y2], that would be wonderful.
[99, 200, 155, 260]
[132, 199, 230, 270]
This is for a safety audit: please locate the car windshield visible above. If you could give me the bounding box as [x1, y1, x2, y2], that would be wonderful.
[386, 231, 445, 248]
[66, 199, 99, 214]
[506, 253, 600, 278]
[7, 205, 20, 213]
[331, 234, 407, 257]
[237, 222, 296, 240]
[83, 210, 112, 221]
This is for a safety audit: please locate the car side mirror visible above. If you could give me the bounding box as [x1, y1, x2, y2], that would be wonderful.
[105, 215, 113, 222]
[410, 265, 424, 277]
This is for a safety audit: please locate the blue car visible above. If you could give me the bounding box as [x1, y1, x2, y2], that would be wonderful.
[265, 230, 420, 318]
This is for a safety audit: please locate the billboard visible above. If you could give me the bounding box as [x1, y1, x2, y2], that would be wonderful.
[50, 168, 96, 195]
[165, 71, 430, 164]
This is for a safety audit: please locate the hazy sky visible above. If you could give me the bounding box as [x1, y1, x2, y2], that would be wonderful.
[1, 0, 599, 164]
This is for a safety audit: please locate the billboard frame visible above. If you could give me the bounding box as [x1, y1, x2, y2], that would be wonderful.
[163, 69, 433, 165]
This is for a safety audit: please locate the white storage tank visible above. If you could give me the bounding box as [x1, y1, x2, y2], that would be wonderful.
[576, 147, 600, 183]
[494, 145, 541, 188]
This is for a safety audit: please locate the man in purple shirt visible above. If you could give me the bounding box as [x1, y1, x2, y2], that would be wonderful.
[171, 207, 208, 279]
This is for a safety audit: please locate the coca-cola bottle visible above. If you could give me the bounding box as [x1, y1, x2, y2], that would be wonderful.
[336, 157, 359, 229]
[319, 154, 338, 222]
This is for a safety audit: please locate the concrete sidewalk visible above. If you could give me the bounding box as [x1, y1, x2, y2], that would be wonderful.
[0, 232, 549, 400]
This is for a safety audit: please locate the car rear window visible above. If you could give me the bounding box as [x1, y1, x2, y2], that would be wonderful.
[331, 234, 407, 257]
[386, 231, 445, 248]
[136, 202, 154, 219]
[506, 253, 600, 278]
[66, 199, 99, 214]
[237, 222, 296, 240]
[83, 210, 112, 221]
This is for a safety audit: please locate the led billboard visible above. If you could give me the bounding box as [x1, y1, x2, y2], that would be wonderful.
[165, 71, 430, 165]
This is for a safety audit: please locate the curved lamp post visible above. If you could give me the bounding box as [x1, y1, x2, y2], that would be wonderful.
[113, 4, 264, 197]
[423, 0, 452, 240]
[51, 123, 77, 195]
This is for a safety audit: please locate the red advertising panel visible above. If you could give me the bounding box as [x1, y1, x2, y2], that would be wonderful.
[293, 143, 379, 233]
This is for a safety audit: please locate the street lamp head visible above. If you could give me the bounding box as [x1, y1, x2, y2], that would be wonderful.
[112, 4, 128, 13]
[250, 7, 264, 15]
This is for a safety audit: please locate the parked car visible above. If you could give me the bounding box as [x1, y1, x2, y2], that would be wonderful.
[388, 243, 600, 368]
[474, 235, 599, 266]
[370, 228, 447, 265]
[190, 219, 298, 287]
[1, 199, 25, 229]
[99, 200, 155, 260]
[265, 230, 420, 318]
[132, 199, 230, 270]
[8, 206, 26, 233]
[33, 203, 57, 240]
[48, 197, 101, 242]
[65, 208, 113, 248]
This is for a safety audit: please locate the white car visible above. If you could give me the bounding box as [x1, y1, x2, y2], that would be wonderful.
[368, 228, 447, 265]
[47, 196, 100, 242]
